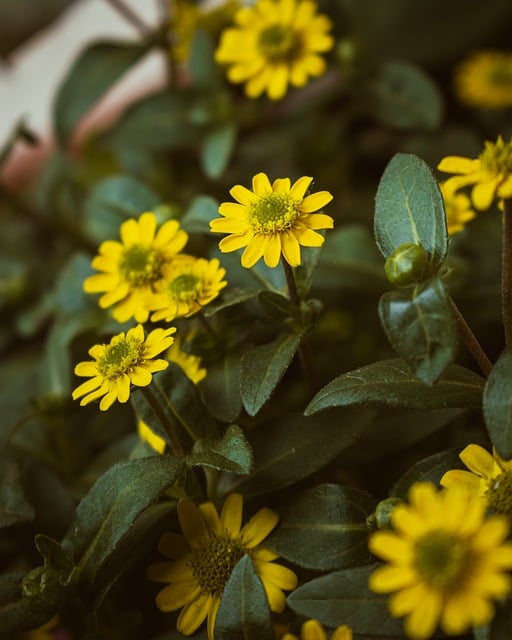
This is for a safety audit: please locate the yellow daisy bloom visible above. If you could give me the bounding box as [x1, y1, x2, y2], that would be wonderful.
[210, 172, 334, 268]
[138, 336, 206, 453]
[437, 135, 512, 211]
[83, 212, 188, 323]
[454, 50, 512, 110]
[215, 0, 334, 100]
[439, 182, 476, 235]
[282, 619, 352, 640]
[148, 256, 227, 322]
[147, 493, 297, 639]
[440, 443, 512, 519]
[369, 482, 512, 640]
[72, 325, 176, 411]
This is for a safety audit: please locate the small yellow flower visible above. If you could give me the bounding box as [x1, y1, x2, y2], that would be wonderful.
[439, 182, 476, 235]
[454, 50, 512, 109]
[210, 172, 333, 268]
[83, 212, 188, 323]
[168, 0, 240, 63]
[282, 619, 352, 640]
[437, 135, 512, 210]
[215, 0, 334, 100]
[138, 336, 206, 453]
[440, 443, 512, 519]
[369, 482, 512, 639]
[147, 493, 297, 639]
[72, 325, 175, 411]
[148, 256, 227, 322]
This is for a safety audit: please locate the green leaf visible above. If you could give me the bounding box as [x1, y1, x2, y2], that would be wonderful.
[61, 456, 185, 587]
[374, 153, 448, 270]
[215, 555, 274, 640]
[483, 344, 512, 459]
[240, 332, 303, 416]
[181, 195, 219, 234]
[227, 409, 373, 499]
[378, 279, 458, 385]
[83, 175, 161, 242]
[204, 288, 260, 317]
[362, 61, 443, 130]
[390, 448, 464, 499]
[189, 29, 223, 89]
[201, 123, 237, 179]
[186, 425, 253, 475]
[0, 460, 35, 528]
[257, 290, 301, 322]
[306, 359, 484, 414]
[268, 484, 375, 570]
[0, 571, 55, 634]
[131, 364, 218, 448]
[53, 41, 148, 145]
[287, 565, 404, 635]
[199, 351, 242, 422]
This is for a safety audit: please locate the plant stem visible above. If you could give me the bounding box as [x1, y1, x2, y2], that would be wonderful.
[104, 0, 152, 38]
[281, 258, 316, 392]
[198, 311, 220, 342]
[449, 297, 493, 377]
[140, 386, 185, 458]
[502, 198, 512, 344]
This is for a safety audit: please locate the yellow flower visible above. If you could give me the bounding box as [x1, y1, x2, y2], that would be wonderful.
[72, 325, 175, 411]
[147, 493, 297, 639]
[215, 0, 334, 100]
[454, 50, 512, 109]
[437, 136, 512, 210]
[168, 0, 240, 63]
[83, 212, 188, 323]
[148, 256, 227, 322]
[210, 172, 334, 268]
[138, 336, 206, 453]
[369, 482, 512, 639]
[282, 619, 352, 640]
[440, 443, 512, 519]
[439, 182, 476, 235]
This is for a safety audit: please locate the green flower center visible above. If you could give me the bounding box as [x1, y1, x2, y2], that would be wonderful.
[191, 536, 247, 596]
[119, 244, 164, 287]
[97, 335, 143, 379]
[486, 470, 512, 519]
[414, 531, 471, 590]
[250, 193, 299, 234]
[169, 273, 202, 301]
[479, 137, 512, 174]
[258, 24, 299, 61]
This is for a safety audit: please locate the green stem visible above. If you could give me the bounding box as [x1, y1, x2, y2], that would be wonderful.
[281, 258, 316, 392]
[104, 0, 152, 38]
[502, 198, 512, 345]
[140, 386, 185, 458]
[449, 297, 493, 378]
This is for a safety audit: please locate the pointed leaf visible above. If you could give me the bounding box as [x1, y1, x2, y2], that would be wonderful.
[54, 41, 148, 145]
[374, 153, 448, 270]
[378, 278, 457, 384]
[0, 571, 55, 634]
[241, 332, 303, 416]
[200, 351, 242, 422]
[306, 359, 484, 414]
[201, 123, 237, 179]
[187, 425, 253, 475]
[0, 460, 34, 528]
[268, 484, 375, 570]
[215, 555, 273, 640]
[483, 344, 512, 459]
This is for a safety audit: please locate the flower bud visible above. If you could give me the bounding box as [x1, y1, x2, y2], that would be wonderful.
[373, 497, 403, 529]
[384, 242, 429, 287]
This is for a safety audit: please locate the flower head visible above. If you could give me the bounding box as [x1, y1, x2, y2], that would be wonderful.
[84, 212, 188, 323]
[441, 443, 512, 520]
[147, 493, 297, 639]
[210, 172, 333, 268]
[215, 0, 334, 100]
[148, 256, 227, 322]
[437, 136, 512, 210]
[369, 482, 512, 639]
[454, 50, 512, 109]
[439, 182, 476, 235]
[282, 619, 352, 640]
[72, 325, 175, 411]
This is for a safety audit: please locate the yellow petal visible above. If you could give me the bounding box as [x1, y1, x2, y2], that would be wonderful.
[155, 581, 202, 613]
[367, 565, 416, 591]
[437, 156, 480, 174]
[252, 172, 272, 195]
[99, 389, 117, 411]
[178, 498, 210, 548]
[72, 376, 102, 399]
[497, 175, 512, 198]
[403, 588, 442, 640]
[83, 274, 118, 293]
[138, 212, 157, 244]
[219, 232, 254, 253]
[115, 374, 131, 403]
[459, 444, 495, 478]
[261, 579, 286, 613]
[256, 561, 298, 590]
[368, 531, 413, 564]
[388, 582, 427, 616]
[471, 175, 502, 210]
[217, 202, 249, 219]
[241, 236, 266, 268]
[129, 366, 153, 387]
[439, 469, 482, 495]
[267, 64, 289, 100]
[74, 362, 98, 377]
[220, 493, 243, 537]
[199, 502, 222, 537]
[303, 212, 335, 229]
[331, 625, 353, 640]
[263, 234, 282, 268]
[441, 591, 485, 636]
[120, 218, 139, 246]
[207, 596, 221, 640]
[230, 184, 257, 205]
[301, 619, 327, 640]
[272, 178, 291, 192]
[290, 176, 313, 200]
[296, 227, 325, 247]
[241, 508, 279, 547]
[300, 191, 333, 213]
[177, 592, 212, 636]
[281, 230, 301, 266]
